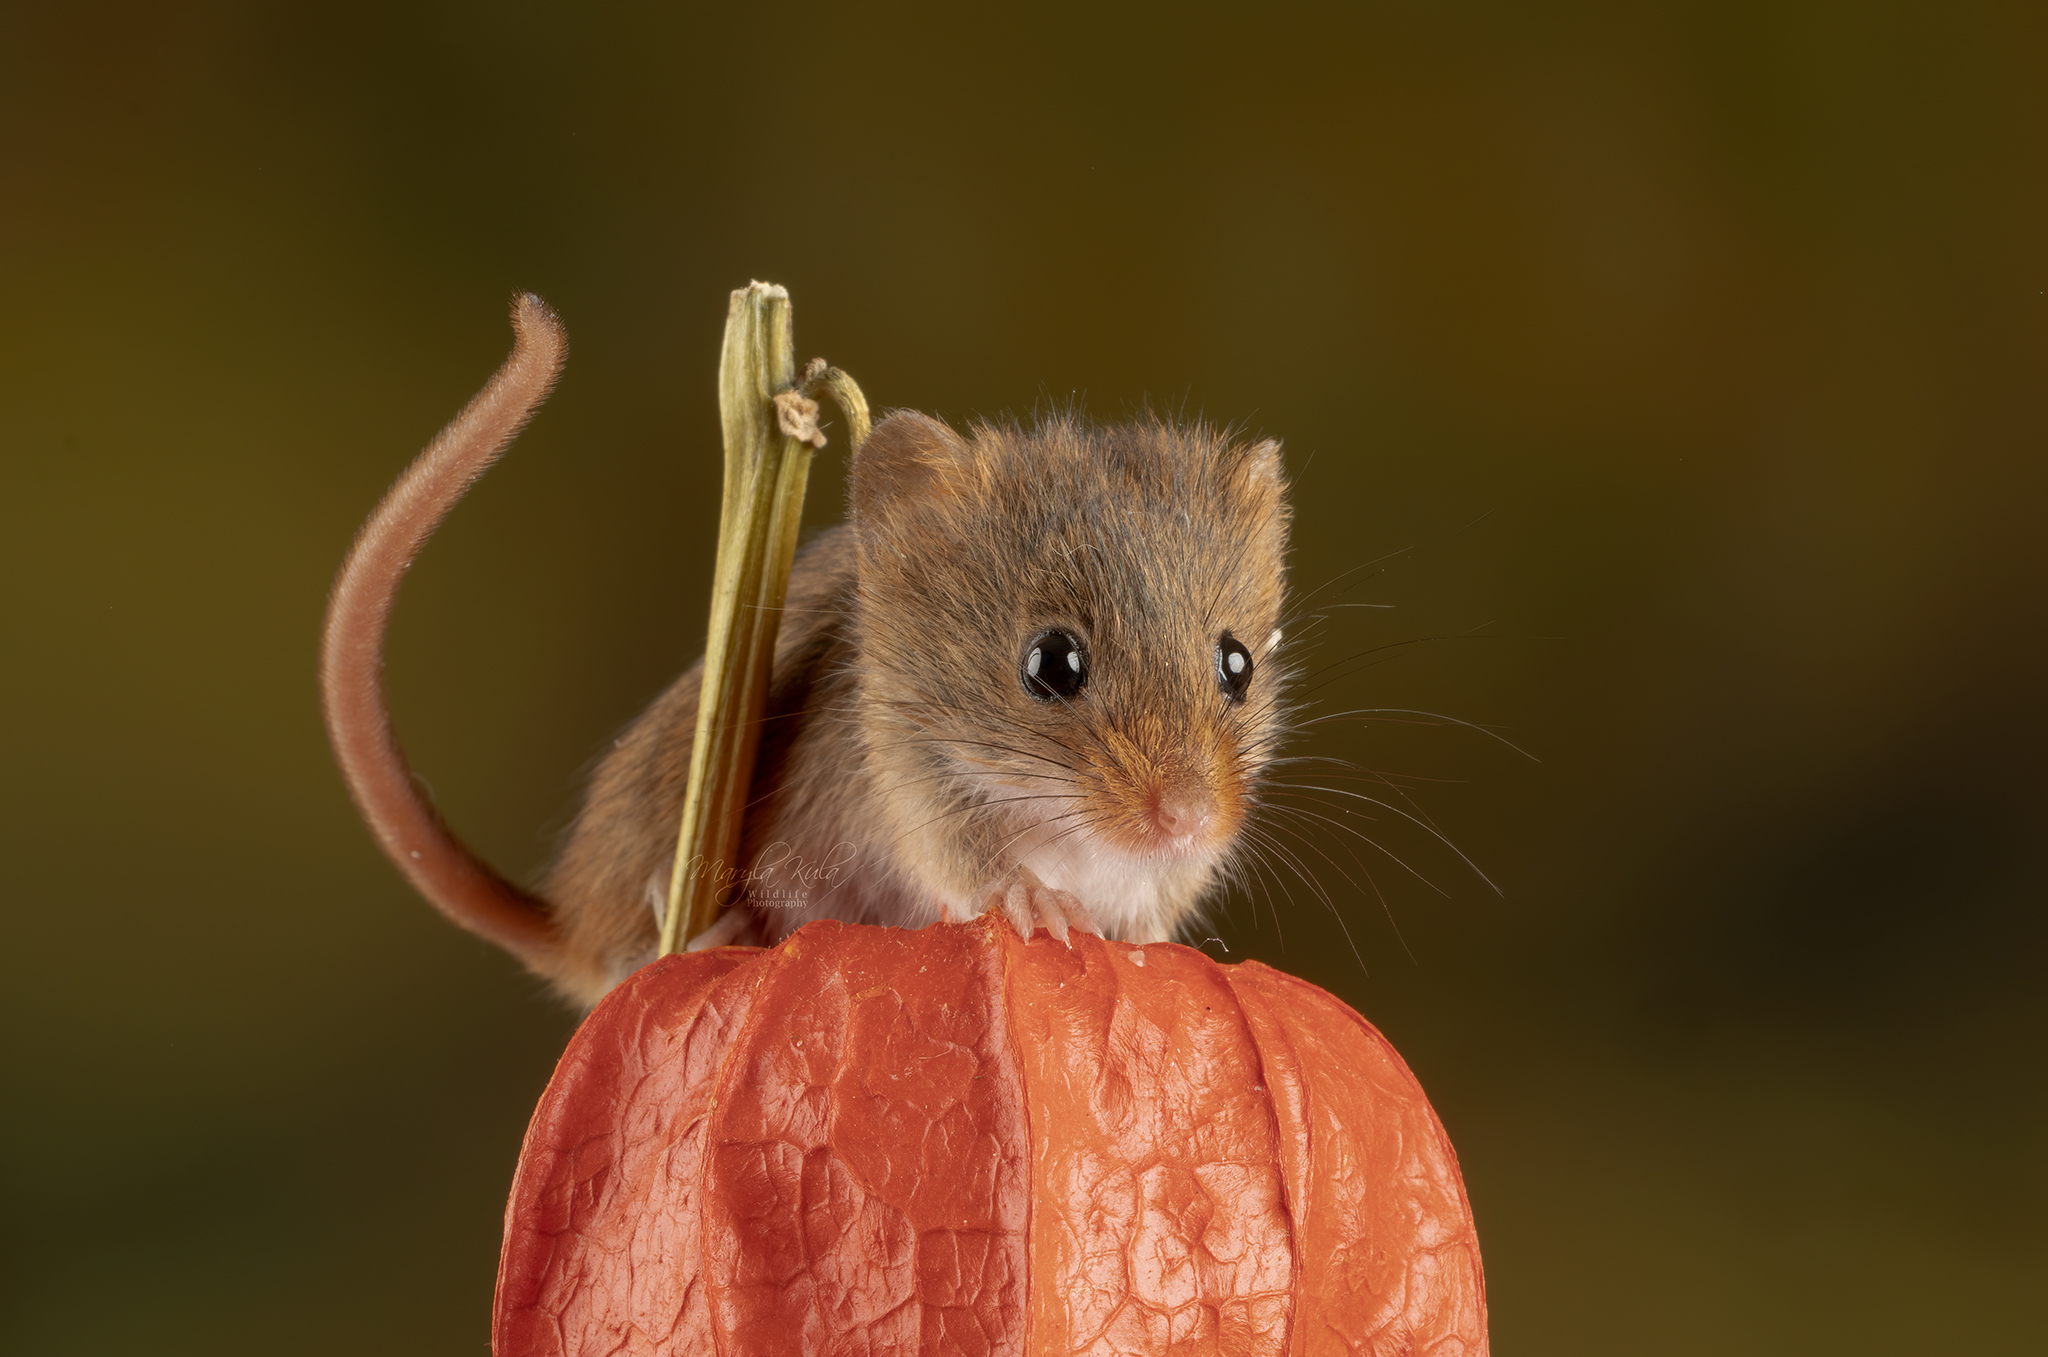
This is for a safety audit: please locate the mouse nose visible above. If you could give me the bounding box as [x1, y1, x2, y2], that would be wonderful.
[1150, 788, 1214, 842]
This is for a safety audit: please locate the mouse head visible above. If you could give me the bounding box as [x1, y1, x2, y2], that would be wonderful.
[848, 410, 1292, 927]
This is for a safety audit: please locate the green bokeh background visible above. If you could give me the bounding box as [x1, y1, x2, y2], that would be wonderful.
[4, 2, 2042, 1351]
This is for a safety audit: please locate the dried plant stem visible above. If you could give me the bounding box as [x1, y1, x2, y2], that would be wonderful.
[804, 357, 872, 451]
[658, 283, 866, 954]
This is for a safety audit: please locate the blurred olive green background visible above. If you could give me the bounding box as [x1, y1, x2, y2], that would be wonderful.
[4, 1, 2043, 1352]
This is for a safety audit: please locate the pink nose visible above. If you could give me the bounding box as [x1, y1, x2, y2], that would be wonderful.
[1152, 793, 1212, 840]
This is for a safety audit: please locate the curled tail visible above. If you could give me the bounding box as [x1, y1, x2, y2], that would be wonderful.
[321, 293, 568, 976]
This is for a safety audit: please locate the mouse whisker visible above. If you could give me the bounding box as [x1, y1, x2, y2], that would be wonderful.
[1265, 783, 1499, 896]
[1289, 629, 1508, 702]
[1234, 720, 1303, 760]
[1291, 708, 1539, 761]
[1233, 821, 1369, 972]
[1285, 551, 1416, 613]
[1210, 838, 1286, 948]
[1274, 762, 1463, 840]
[869, 768, 1074, 801]
[1265, 813, 1403, 950]
[1255, 815, 1410, 966]
[876, 792, 1084, 852]
[1270, 764, 1470, 802]
[1225, 826, 1296, 942]
[863, 733, 1080, 776]
[975, 808, 1100, 881]
[1258, 800, 1451, 901]
[861, 702, 1090, 767]
[1240, 816, 1359, 905]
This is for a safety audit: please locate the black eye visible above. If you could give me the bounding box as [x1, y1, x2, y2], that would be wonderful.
[1021, 629, 1088, 700]
[1216, 631, 1254, 703]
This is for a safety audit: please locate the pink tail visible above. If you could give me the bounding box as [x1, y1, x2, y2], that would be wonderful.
[321, 293, 567, 974]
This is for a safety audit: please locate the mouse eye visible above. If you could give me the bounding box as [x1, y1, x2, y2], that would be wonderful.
[1021, 630, 1088, 700]
[1216, 631, 1254, 704]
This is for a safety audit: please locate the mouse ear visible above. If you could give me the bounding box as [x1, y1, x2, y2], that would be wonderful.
[1242, 437, 1285, 486]
[850, 410, 977, 523]
[1234, 437, 1288, 505]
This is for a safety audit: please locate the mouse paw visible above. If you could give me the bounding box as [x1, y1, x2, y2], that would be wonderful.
[976, 866, 1099, 945]
[684, 906, 763, 951]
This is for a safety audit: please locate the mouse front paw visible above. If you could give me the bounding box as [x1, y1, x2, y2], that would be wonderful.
[970, 865, 1100, 945]
[684, 905, 764, 951]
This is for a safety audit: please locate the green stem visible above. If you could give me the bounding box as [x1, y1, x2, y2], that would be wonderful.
[658, 283, 867, 955]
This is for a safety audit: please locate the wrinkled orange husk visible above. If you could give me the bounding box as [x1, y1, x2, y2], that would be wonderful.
[493, 916, 1488, 1355]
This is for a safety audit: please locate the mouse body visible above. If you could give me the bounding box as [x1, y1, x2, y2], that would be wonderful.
[549, 411, 1294, 1001]
[323, 298, 1293, 1007]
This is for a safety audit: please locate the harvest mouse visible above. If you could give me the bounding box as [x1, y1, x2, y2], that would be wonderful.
[323, 295, 1293, 1007]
